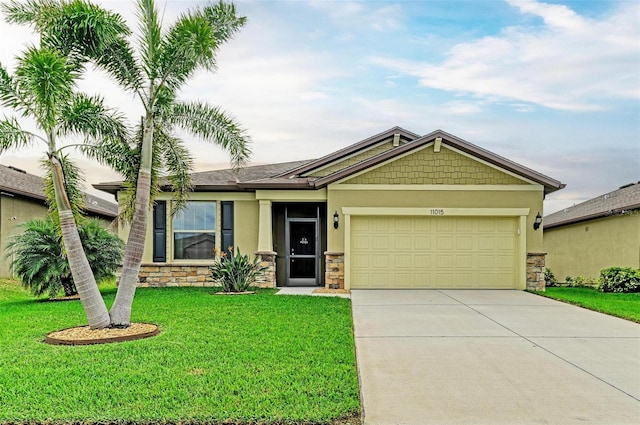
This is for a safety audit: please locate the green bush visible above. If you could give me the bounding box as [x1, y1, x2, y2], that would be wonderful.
[565, 275, 597, 288]
[598, 267, 640, 293]
[6, 218, 124, 298]
[544, 268, 558, 287]
[209, 247, 267, 292]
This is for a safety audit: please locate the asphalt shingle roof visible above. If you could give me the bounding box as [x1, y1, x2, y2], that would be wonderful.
[544, 182, 640, 228]
[189, 160, 313, 186]
[93, 126, 564, 195]
[0, 164, 118, 218]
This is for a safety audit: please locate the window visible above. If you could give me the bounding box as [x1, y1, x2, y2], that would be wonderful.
[173, 201, 216, 260]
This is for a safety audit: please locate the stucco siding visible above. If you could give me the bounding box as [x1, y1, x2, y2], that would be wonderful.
[0, 195, 49, 277]
[544, 214, 640, 280]
[233, 200, 259, 254]
[125, 192, 261, 265]
[344, 146, 527, 185]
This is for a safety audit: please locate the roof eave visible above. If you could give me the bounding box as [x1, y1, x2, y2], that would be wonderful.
[545, 203, 640, 229]
[238, 181, 315, 190]
[92, 183, 121, 195]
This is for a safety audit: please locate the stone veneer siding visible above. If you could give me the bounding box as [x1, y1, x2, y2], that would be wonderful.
[254, 251, 277, 288]
[526, 252, 546, 291]
[136, 255, 277, 288]
[137, 264, 211, 287]
[324, 252, 344, 289]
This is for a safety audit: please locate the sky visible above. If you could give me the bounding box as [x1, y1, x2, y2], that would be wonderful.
[0, 0, 638, 215]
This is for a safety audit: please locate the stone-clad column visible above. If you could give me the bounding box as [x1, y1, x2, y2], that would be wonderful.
[324, 252, 344, 289]
[526, 252, 546, 291]
[255, 200, 276, 287]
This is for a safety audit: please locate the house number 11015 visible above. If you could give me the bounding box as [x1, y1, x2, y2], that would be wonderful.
[430, 209, 445, 216]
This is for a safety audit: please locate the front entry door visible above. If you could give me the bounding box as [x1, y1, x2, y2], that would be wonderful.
[286, 219, 318, 286]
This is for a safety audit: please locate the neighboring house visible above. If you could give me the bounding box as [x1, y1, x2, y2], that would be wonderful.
[544, 182, 640, 280]
[0, 164, 118, 277]
[95, 127, 564, 290]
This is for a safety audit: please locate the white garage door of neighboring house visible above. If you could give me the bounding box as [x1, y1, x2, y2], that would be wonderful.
[350, 216, 518, 289]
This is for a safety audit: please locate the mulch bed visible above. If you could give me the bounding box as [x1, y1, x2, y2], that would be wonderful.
[42, 294, 81, 302]
[45, 323, 159, 345]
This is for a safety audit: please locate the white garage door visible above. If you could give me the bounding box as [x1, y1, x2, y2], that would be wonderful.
[350, 216, 517, 289]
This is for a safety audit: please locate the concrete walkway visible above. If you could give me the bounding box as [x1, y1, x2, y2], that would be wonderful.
[351, 290, 640, 425]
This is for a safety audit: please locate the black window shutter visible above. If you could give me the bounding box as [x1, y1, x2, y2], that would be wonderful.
[221, 201, 234, 256]
[152, 201, 167, 262]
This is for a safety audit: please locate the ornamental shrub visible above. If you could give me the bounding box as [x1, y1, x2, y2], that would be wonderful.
[544, 268, 558, 287]
[6, 218, 124, 298]
[598, 267, 640, 293]
[566, 275, 597, 288]
[209, 247, 267, 292]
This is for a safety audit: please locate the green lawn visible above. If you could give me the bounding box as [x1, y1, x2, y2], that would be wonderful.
[0, 279, 360, 424]
[534, 286, 640, 323]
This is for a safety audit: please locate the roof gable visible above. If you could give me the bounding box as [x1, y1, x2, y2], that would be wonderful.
[340, 144, 529, 186]
[279, 126, 420, 178]
[312, 130, 564, 194]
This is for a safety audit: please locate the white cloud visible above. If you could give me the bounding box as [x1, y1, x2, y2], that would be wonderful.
[442, 101, 483, 115]
[308, 1, 404, 32]
[371, 0, 640, 111]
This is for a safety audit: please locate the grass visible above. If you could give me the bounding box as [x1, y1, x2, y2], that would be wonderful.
[0, 279, 360, 424]
[534, 286, 640, 323]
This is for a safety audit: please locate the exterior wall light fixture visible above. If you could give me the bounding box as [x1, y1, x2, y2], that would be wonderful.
[533, 212, 543, 230]
[333, 211, 339, 229]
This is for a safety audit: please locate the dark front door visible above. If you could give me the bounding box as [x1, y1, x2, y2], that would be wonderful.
[286, 219, 318, 286]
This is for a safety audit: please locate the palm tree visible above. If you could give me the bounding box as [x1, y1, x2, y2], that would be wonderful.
[4, 0, 252, 327]
[107, 0, 250, 327]
[0, 45, 128, 328]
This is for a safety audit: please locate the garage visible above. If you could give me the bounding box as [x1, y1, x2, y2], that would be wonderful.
[350, 215, 518, 289]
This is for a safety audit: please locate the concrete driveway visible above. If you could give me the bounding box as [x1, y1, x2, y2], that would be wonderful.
[351, 290, 640, 425]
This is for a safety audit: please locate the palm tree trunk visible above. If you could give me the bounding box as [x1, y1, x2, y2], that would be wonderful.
[51, 156, 110, 329]
[109, 115, 154, 327]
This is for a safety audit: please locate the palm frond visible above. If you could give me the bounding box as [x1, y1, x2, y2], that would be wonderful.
[0, 62, 37, 118]
[59, 92, 129, 142]
[81, 135, 137, 178]
[169, 101, 250, 170]
[93, 37, 145, 95]
[136, 0, 162, 84]
[1, 0, 61, 29]
[203, 1, 247, 48]
[0, 116, 40, 151]
[156, 130, 193, 216]
[48, 0, 131, 57]
[14, 46, 78, 130]
[155, 1, 246, 93]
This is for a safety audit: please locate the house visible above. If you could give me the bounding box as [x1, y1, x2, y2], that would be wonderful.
[544, 182, 640, 281]
[0, 164, 118, 277]
[95, 127, 564, 290]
